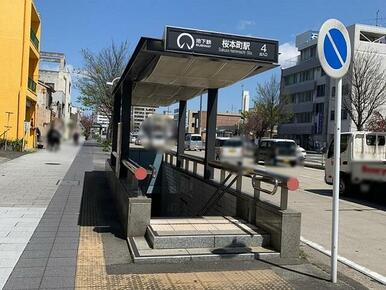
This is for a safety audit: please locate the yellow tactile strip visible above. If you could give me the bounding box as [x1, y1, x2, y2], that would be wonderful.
[75, 227, 293, 289]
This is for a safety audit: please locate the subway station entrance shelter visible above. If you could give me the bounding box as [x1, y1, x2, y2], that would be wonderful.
[107, 27, 301, 263]
[110, 26, 279, 179]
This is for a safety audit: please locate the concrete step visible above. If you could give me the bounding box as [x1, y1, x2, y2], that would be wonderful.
[146, 216, 270, 249]
[128, 236, 279, 264]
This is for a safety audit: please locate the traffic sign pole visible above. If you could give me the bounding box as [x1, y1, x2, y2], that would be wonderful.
[317, 18, 351, 284]
[331, 77, 342, 283]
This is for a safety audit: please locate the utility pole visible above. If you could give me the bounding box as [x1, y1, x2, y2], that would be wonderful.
[376, 9, 380, 26]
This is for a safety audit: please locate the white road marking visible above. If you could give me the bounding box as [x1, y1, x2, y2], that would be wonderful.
[301, 237, 386, 285]
[326, 31, 344, 66]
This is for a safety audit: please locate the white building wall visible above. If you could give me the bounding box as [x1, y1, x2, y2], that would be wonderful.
[39, 52, 72, 138]
[327, 24, 386, 139]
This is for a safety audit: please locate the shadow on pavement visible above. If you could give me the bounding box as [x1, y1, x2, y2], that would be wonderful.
[78, 170, 124, 239]
[260, 259, 330, 282]
[306, 189, 386, 211]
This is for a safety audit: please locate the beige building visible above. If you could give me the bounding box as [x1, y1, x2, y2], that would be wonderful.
[36, 81, 54, 139]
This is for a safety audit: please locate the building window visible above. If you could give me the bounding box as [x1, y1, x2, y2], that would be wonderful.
[321, 68, 326, 76]
[46, 83, 55, 90]
[316, 85, 325, 97]
[297, 91, 313, 103]
[314, 103, 324, 113]
[284, 74, 298, 86]
[332, 86, 335, 97]
[295, 112, 312, 123]
[330, 110, 335, 121]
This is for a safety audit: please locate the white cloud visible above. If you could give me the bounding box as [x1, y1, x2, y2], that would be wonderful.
[237, 20, 255, 30]
[278, 42, 299, 68]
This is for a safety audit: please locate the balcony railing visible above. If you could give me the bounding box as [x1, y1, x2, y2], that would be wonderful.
[30, 29, 39, 50]
[28, 77, 37, 93]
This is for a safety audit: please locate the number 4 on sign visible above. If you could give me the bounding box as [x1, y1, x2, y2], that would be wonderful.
[261, 44, 267, 52]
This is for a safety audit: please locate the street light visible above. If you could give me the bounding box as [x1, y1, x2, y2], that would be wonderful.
[106, 77, 120, 86]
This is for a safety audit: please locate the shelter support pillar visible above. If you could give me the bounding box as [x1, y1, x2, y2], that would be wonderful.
[111, 88, 122, 166]
[119, 80, 133, 178]
[177, 100, 187, 168]
[204, 88, 218, 180]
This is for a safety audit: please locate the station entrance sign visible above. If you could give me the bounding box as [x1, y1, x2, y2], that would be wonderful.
[317, 19, 351, 284]
[164, 26, 278, 63]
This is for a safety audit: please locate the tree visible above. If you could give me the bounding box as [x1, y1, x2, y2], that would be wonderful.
[77, 41, 130, 137]
[79, 115, 93, 139]
[367, 111, 386, 132]
[241, 106, 268, 138]
[343, 50, 386, 131]
[252, 75, 291, 138]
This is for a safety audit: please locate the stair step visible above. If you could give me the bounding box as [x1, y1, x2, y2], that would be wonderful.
[147, 216, 270, 249]
[128, 236, 279, 264]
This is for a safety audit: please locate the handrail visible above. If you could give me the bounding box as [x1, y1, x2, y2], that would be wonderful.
[28, 78, 37, 93]
[122, 158, 149, 180]
[164, 150, 299, 210]
[208, 160, 298, 192]
[30, 29, 39, 50]
[180, 153, 204, 164]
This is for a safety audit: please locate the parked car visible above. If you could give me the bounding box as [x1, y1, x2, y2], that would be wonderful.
[215, 137, 230, 159]
[184, 134, 204, 151]
[217, 138, 243, 165]
[255, 139, 298, 166]
[135, 135, 143, 145]
[296, 146, 307, 164]
[130, 133, 138, 143]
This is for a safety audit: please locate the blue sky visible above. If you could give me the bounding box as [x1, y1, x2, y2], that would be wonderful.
[34, 0, 385, 113]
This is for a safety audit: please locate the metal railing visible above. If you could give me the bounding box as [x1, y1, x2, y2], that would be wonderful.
[122, 158, 157, 196]
[28, 78, 37, 93]
[164, 151, 299, 211]
[30, 29, 39, 50]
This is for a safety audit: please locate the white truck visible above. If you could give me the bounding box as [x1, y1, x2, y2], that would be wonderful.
[325, 132, 386, 195]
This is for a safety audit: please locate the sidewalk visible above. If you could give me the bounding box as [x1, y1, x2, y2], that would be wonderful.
[0, 144, 80, 289]
[0, 141, 380, 289]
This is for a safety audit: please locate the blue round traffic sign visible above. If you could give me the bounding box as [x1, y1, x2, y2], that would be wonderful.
[317, 19, 351, 79]
[324, 28, 347, 69]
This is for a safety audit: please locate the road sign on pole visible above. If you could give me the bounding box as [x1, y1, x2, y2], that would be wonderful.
[317, 19, 351, 284]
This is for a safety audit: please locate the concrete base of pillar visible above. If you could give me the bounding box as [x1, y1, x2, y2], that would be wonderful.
[106, 159, 152, 237]
[255, 201, 301, 259]
[127, 196, 151, 237]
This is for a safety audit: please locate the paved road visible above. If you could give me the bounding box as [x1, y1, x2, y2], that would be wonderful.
[180, 149, 386, 277]
[0, 143, 80, 289]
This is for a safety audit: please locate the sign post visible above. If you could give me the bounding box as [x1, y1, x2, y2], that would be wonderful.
[317, 19, 351, 283]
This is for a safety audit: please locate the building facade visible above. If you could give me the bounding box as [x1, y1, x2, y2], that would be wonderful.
[278, 24, 386, 150]
[191, 111, 241, 137]
[36, 81, 54, 138]
[0, 0, 41, 149]
[132, 106, 157, 132]
[95, 113, 109, 135]
[39, 52, 72, 138]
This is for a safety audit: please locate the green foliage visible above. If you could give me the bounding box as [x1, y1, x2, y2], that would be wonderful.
[95, 135, 111, 152]
[0, 139, 24, 151]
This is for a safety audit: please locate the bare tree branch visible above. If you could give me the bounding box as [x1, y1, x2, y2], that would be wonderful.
[343, 49, 386, 131]
[77, 41, 130, 138]
[249, 75, 292, 138]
